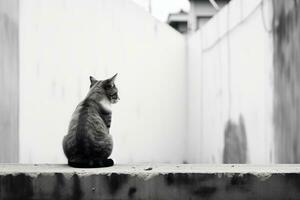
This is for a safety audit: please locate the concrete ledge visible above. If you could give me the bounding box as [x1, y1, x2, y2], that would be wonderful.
[1, 164, 300, 199]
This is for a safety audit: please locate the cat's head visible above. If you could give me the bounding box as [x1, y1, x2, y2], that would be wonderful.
[89, 74, 120, 104]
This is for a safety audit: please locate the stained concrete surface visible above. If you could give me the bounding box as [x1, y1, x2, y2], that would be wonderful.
[223, 115, 248, 164]
[273, 0, 300, 163]
[1, 164, 300, 199]
[0, 0, 19, 162]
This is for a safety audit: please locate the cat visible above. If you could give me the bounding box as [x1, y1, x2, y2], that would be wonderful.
[63, 74, 119, 168]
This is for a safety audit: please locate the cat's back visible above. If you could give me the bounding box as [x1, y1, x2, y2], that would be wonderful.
[62, 102, 85, 157]
[63, 100, 112, 158]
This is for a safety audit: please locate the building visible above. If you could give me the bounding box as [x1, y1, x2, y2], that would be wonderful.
[167, 10, 189, 34]
[168, 0, 230, 33]
[189, 0, 230, 31]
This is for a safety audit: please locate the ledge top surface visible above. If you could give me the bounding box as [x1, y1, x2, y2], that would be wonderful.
[0, 164, 300, 175]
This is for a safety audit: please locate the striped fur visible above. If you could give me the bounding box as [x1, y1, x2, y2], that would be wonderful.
[63, 74, 119, 168]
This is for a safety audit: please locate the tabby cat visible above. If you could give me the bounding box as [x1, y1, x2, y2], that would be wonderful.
[63, 74, 119, 168]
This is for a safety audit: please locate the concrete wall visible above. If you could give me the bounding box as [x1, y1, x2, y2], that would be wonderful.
[273, 0, 300, 163]
[0, 0, 19, 162]
[19, 0, 187, 164]
[2, 164, 300, 200]
[4, 0, 299, 165]
[187, 0, 274, 164]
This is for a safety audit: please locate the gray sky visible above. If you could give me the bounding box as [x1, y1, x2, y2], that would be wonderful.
[131, 0, 190, 22]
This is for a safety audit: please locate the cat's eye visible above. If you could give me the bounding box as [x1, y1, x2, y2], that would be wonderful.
[105, 84, 113, 89]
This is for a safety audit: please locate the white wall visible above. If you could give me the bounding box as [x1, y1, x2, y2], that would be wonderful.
[19, 0, 187, 163]
[187, 0, 274, 163]
[17, 0, 276, 164]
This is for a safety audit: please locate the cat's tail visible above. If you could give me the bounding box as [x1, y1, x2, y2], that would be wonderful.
[68, 159, 114, 168]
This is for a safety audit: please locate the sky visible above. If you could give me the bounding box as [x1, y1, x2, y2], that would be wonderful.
[131, 0, 190, 22]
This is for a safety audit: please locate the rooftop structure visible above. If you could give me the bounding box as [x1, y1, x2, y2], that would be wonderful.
[167, 10, 189, 34]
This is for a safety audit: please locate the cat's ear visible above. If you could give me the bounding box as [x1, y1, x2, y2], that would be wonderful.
[109, 73, 118, 83]
[89, 76, 98, 88]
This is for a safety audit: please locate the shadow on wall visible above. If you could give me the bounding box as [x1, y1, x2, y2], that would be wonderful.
[223, 115, 247, 164]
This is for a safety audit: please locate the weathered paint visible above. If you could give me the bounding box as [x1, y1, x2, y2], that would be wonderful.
[273, 0, 300, 163]
[0, 0, 19, 162]
[1, 164, 300, 199]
